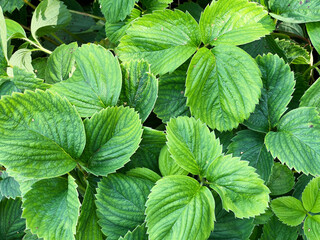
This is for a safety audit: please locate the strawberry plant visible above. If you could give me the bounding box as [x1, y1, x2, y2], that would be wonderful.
[0, 0, 320, 239]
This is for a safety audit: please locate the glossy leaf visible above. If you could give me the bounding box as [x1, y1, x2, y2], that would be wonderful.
[300, 78, 320, 109]
[267, 163, 295, 196]
[140, 0, 173, 12]
[186, 46, 262, 131]
[159, 145, 188, 176]
[302, 177, 320, 213]
[5, 19, 26, 40]
[265, 107, 320, 176]
[207, 154, 270, 218]
[304, 215, 320, 240]
[126, 168, 161, 183]
[200, 0, 274, 46]
[0, 90, 85, 178]
[99, 0, 136, 23]
[117, 9, 201, 75]
[146, 175, 215, 240]
[307, 22, 320, 54]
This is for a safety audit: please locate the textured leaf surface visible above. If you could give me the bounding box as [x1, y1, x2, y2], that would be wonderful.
[96, 174, 153, 240]
[267, 163, 295, 196]
[119, 224, 147, 240]
[45, 42, 77, 83]
[159, 145, 188, 176]
[307, 22, 320, 54]
[119, 60, 157, 122]
[52, 44, 122, 117]
[0, 7, 7, 62]
[0, 198, 25, 239]
[186, 46, 262, 131]
[0, 90, 85, 178]
[154, 70, 189, 122]
[265, 107, 320, 176]
[0, 0, 24, 13]
[302, 177, 320, 213]
[228, 130, 274, 182]
[275, 39, 310, 64]
[207, 154, 270, 218]
[0, 173, 21, 199]
[146, 175, 215, 240]
[245, 54, 294, 132]
[300, 78, 320, 109]
[99, 0, 136, 23]
[293, 174, 313, 200]
[117, 9, 200, 75]
[126, 168, 161, 183]
[200, 0, 274, 46]
[22, 176, 80, 240]
[166, 117, 222, 176]
[9, 49, 33, 73]
[269, 0, 320, 23]
[80, 106, 142, 176]
[271, 197, 306, 226]
[140, 0, 173, 12]
[304, 215, 320, 240]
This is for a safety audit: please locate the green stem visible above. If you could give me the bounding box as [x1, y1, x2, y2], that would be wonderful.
[303, 60, 320, 77]
[69, 9, 105, 21]
[50, 33, 64, 44]
[22, 37, 52, 54]
[23, 0, 36, 9]
[62, 29, 85, 43]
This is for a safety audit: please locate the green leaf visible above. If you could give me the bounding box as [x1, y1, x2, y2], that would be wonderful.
[307, 22, 320, 54]
[207, 154, 270, 218]
[117, 9, 201, 75]
[275, 39, 310, 64]
[265, 107, 320, 176]
[253, 208, 273, 225]
[45, 42, 77, 83]
[177, 2, 203, 22]
[79, 106, 142, 176]
[140, 0, 173, 12]
[118, 224, 147, 240]
[23, 229, 43, 240]
[22, 175, 80, 240]
[76, 182, 104, 240]
[244, 54, 295, 132]
[32, 58, 47, 79]
[0, 90, 85, 178]
[146, 175, 215, 240]
[99, 0, 136, 23]
[159, 145, 188, 176]
[119, 60, 157, 122]
[186, 46, 262, 131]
[267, 163, 295, 196]
[199, 0, 274, 46]
[154, 69, 189, 122]
[271, 196, 306, 226]
[0, 0, 24, 13]
[9, 49, 33, 73]
[261, 215, 299, 240]
[126, 168, 161, 183]
[300, 78, 320, 109]
[5, 19, 26, 40]
[0, 7, 7, 62]
[96, 174, 153, 240]
[293, 174, 314, 200]
[269, 0, 320, 23]
[166, 116, 222, 176]
[227, 130, 274, 182]
[0, 173, 21, 199]
[31, 0, 71, 41]
[302, 177, 320, 213]
[0, 198, 25, 239]
[51, 44, 122, 117]
[304, 215, 320, 240]
[277, 22, 305, 38]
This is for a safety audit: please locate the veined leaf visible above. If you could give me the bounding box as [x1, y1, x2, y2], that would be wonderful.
[119, 60, 157, 122]
[31, 0, 71, 41]
[80, 106, 142, 176]
[265, 107, 320, 176]
[300, 78, 320, 109]
[146, 175, 215, 240]
[307, 22, 320, 54]
[5, 19, 26, 40]
[0, 0, 24, 13]
[267, 163, 295, 196]
[304, 215, 320, 240]
[302, 177, 320, 213]
[207, 154, 270, 218]
[32, 57, 47, 79]
[245, 54, 295, 132]
[96, 174, 153, 240]
[140, 0, 173, 12]
[23, 229, 43, 240]
[126, 168, 161, 183]
[166, 116, 222, 176]
[0, 90, 85, 178]
[186, 46, 262, 131]
[199, 0, 274, 46]
[119, 224, 147, 240]
[0, 7, 7, 62]
[45, 42, 77, 83]
[99, 0, 137, 23]
[0, 172, 21, 199]
[51, 44, 122, 117]
[117, 9, 201, 75]
[269, 0, 320, 23]
[9, 49, 33, 73]
[293, 174, 314, 200]
[275, 39, 310, 65]
[159, 145, 188, 176]
[227, 130, 274, 182]
[22, 176, 80, 240]
[271, 197, 306, 226]
[177, 2, 203, 22]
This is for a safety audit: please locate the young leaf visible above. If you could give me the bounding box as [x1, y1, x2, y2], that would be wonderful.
[5, 19, 26, 40]
[0, 90, 85, 178]
[9, 49, 33, 73]
[31, 0, 71, 41]
[119, 224, 147, 240]
[96, 174, 153, 240]
[99, 0, 137, 23]
[207, 154, 270, 218]
[271, 197, 306, 226]
[244, 54, 295, 132]
[199, 0, 274, 46]
[265, 107, 320, 176]
[186, 46, 262, 131]
[79, 106, 142, 176]
[22, 176, 80, 240]
[304, 215, 320, 240]
[268, 0, 320, 23]
[227, 130, 274, 182]
[51, 44, 122, 117]
[275, 39, 310, 65]
[45, 42, 77, 83]
[300, 78, 320, 109]
[166, 116, 222, 176]
[119, 60, 158, 122]
[267, 163, 295, 196]
[301, 177, 320, 213]
[117, 9, 201, 75]
[146, 175, 215, 240]
[159, 145, 188, 176]
[306, 22, 320, 54]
